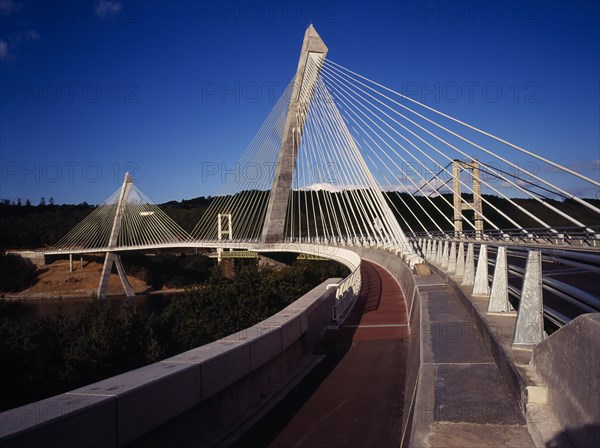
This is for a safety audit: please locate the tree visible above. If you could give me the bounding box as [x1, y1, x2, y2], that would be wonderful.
[25, 199, 31, 207]
[16, 198, 21, 206]
[0, 252, 39, 292]
[49, 197, 55, 206]
[39, 197, 46, 206]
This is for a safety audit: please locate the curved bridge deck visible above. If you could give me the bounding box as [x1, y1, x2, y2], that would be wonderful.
[235, 260, 410, 447]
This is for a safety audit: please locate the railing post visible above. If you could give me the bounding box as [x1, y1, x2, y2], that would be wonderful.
[455, 242, 465, 277]
[435, 240, 443, 265]
[488, 246, 514, 313]
[473, 244, 489, 295]
[448, 241, 457, 274]
[441, 241, 449, 270]
[461, 243, 475, 286]
[513, 250, 544, 346]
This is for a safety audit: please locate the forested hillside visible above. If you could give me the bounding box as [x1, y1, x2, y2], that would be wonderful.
[1, 193, 598, 249]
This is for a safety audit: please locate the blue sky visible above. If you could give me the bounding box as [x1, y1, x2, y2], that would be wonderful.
[1, 0, 598, 204]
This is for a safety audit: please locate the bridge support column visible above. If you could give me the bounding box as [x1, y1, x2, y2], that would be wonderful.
[261, 25, 328, 244]
[461, 242, 475, 286]
[472, 161, 484, 238]
[97, 172, 134, 299]
[452, 159, 484, 239]
[69, 254, 73, 273]
[452, 160, 462, 237]
[473, 244, 489, 295]
[98, 253, 135, 298]
[513, 250, 544, 346]
[217, 213, 233, 265]
[488, 246, 514, 313]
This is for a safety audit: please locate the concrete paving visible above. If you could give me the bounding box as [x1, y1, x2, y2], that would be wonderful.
[233, 260, 410, 447]
[411, 272, 535, 447]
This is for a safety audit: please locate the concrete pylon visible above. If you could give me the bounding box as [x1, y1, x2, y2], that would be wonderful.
[513, 250, 544, 346]
[98, 173, 135, 299]
[217, 213, 233, 264]
[261, 25, 328, 244]
[472, 244, 489, 295]
[452, 159, 484, 239]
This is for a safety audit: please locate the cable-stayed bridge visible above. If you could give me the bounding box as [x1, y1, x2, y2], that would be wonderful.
[19, 25, 599, 447]
[45, 26, 599, 325]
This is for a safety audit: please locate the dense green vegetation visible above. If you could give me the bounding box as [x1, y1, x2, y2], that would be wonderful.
[121, 252, 212, 289]
[0, 197, 211, 249]
[1, 193, 598, 250]
[0, 251, 39, 292]
[0, 259, 348, 412]
[386, 193, 600, 232]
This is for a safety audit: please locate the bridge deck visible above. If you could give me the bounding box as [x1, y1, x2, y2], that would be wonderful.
[236, 259, 538, 447]
[234, 260, 410, 447]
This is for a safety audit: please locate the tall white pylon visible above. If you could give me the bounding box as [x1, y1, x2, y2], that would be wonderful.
[98, 173, 135, 299]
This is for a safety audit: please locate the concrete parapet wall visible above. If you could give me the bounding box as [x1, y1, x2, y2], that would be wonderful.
[350, 248, 536, 447]
[6, 250, 47, 266]
[0, 279, 339, 447]
[531, 314, 600, 447]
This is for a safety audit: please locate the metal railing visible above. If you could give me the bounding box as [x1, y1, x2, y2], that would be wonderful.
[411, 237, 600, 346]
[408, 226, 600, 249]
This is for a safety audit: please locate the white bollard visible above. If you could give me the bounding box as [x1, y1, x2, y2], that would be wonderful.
[513, 250, 544, 346]
[448, 242, 457, 274]
[441, 241, 449, 270]
[461, 243, 475, 286]
[473, 244, 489, 295]
[455, 242, 465, 277]
[435, 240, 443, 265]
[488, 246, 514, 313]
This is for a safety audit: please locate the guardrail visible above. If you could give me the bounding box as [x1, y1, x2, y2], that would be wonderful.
[256, 243, 362, 323]
[411, 237, 600, 346]
[408, 226, 600, 249]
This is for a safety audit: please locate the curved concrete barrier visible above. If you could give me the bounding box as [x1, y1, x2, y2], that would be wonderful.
[6, 244, 563, 446]
[531, 314, 600, 448]
[0, 278, 340, 447]
[350, 247, 537, 447]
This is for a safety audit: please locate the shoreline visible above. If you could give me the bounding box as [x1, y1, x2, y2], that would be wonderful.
[1, 288, 187, 302]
